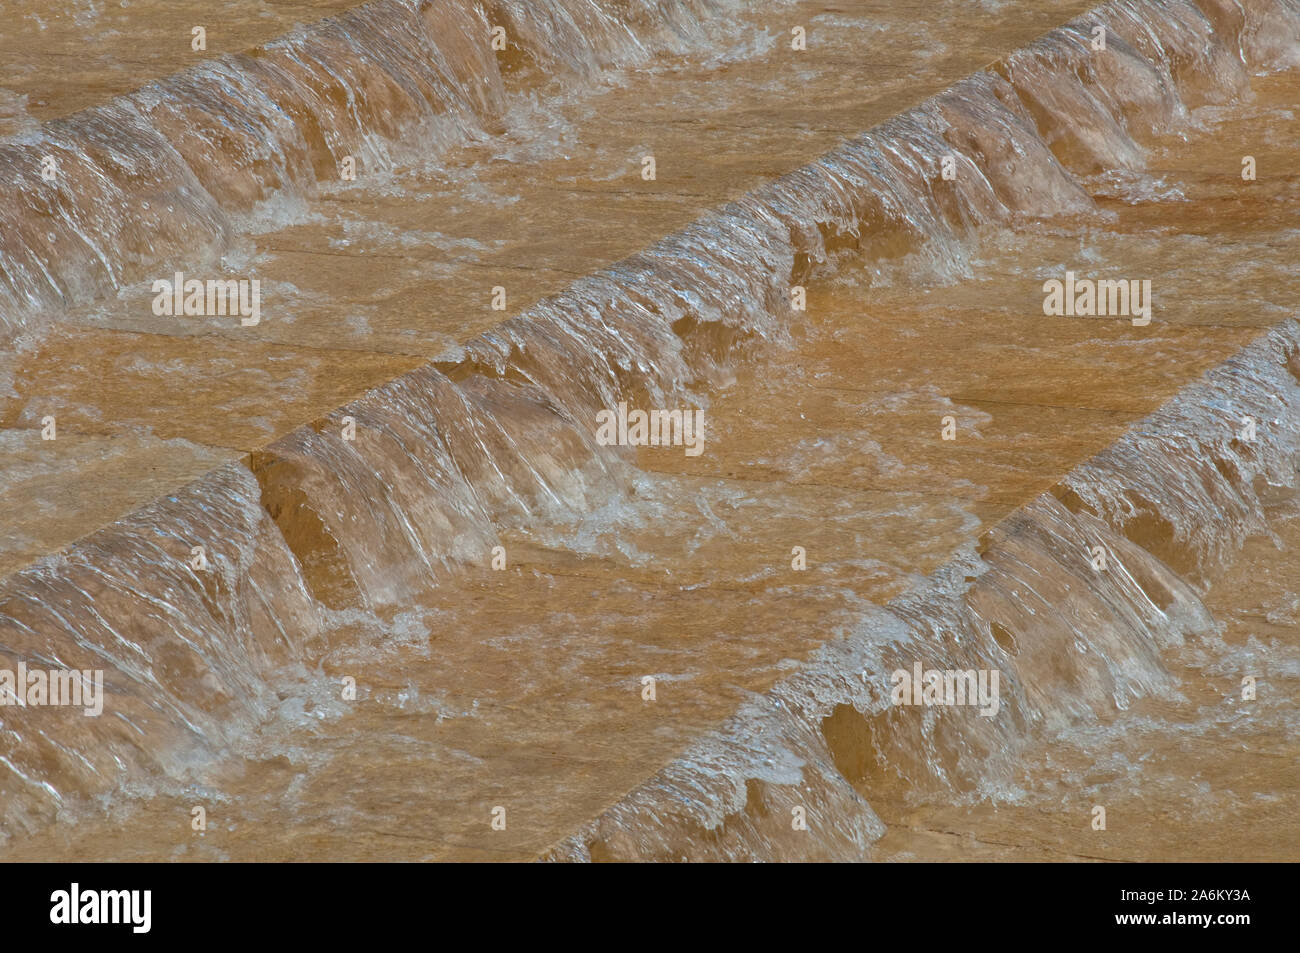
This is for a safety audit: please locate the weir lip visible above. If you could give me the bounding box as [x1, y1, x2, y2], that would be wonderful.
[0, 0, 1117, 579]
[542, 321, 1300, 862]
[1, 0, 1298, 860]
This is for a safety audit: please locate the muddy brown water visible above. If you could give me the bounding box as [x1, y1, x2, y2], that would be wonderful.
[0, 0, 1297, 861]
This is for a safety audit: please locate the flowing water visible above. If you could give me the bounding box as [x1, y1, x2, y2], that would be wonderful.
[0, 0, 1297, 861]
